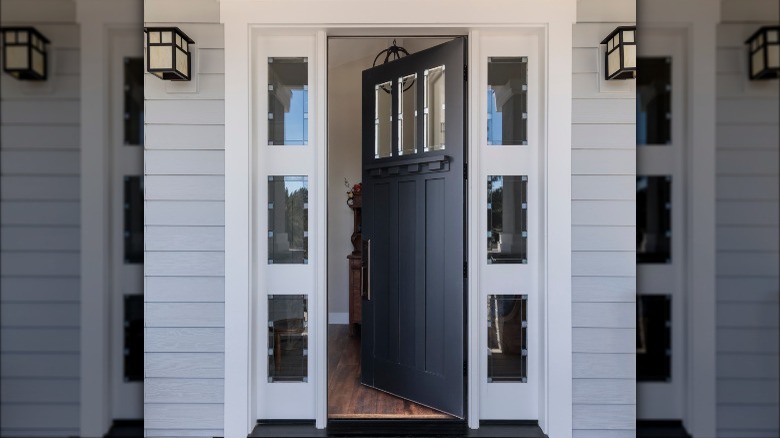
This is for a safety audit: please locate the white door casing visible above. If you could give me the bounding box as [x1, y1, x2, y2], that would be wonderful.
[222, 3, 574, 436]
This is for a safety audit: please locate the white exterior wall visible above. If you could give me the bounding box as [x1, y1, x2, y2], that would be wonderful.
[0, 1, 81, 436]
[144, 1, 226, 436]
[715, 1, 780, 436]
[571, 10, 636, 438]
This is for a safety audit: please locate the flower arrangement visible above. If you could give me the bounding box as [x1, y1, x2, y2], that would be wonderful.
[345, 178, 362, 206]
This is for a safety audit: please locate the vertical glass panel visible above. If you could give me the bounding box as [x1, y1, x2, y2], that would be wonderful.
[123, 57, 144, 145]
[487, 176, 528, 264]
[123, 294, 143, 382]
[637, 57, 671, 145]
[375, 81, 392, 158]
[123, 176, 144, 264]
[268, 295, 308, 382]
[424, 65, 445, 151]
[637, 176, 671, 263]
[161, 31, 172, 43]
[398, 74, 417, 156]
[268, 57, 308, 145]
[18, 31, 27, 43]
[487, 57, 528, 145]
[268, 176, 308, 264]
[487, 295, 527, 382]
[637, 295, 671, 381]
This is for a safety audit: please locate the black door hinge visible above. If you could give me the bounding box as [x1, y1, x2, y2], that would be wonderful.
[463, 64, 468, 81]
[463, 261, 468, 278]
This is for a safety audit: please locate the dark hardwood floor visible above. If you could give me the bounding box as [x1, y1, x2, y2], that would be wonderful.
[328, 324, 453, 419]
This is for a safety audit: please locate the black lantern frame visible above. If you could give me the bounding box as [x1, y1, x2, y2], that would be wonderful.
[144, 27, 195, 81]
[745, 26, 779, 80]
[600, 26, 636, 80]
[1, 26, 49, 80]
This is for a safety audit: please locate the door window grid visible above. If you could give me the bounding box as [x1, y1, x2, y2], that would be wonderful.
[424, 65, 445, 152]
[375, 81, 393, 158]
[398, 73, 417, 156]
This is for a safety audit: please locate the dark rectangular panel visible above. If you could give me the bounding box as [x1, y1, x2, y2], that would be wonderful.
[487, 175, 528, 264]
[268, 294, 308, 382]
[487, 57, 528, 145]
[637, 176, 671, 263]
[637, 57, 671, 145]
[637, 295, 671, 381]
[124, 57, 144, 145]
[268, 176, 308, 264]
[398, 180, 417, 367]
[425, 177, 445, 376]
[487, 294, 527, 382]
[373, 182, 390, 361]
[268, 57, 308, 145]
[123, 176, 143, 264]
[123, 294, 143, 381]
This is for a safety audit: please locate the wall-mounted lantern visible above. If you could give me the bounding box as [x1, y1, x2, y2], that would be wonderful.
[601, 26, 636, 80]
[144, 27, 194, 81]
[1, 27, 49, 80]
[745, 26, 779, 80]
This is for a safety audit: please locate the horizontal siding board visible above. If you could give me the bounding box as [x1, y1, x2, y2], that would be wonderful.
[0, 74, 80, 101]
[573, 99, 635, 124]
[198, 48, 225, 74]
[572, 149, 635, 175]
[143, 403, 223, 430]
[717, 150, 779, 176]
[144, 378, 224, 403]
[0, 100, 79, 125]
[0, 277, 79, 302]
[1, 226, 79, 251]
[144, 252, 225, 277]
[718, 379, 780, 404]
[144, 73, 225, 100]
[0, 125, 79, 149]
[145, 150, 225, 175]
[573, 47, 598, 73]
[573, 302, 635, 328]
[0, 176, 79, 201]
[0, 151, 79, 175]
[572, 276, 635, 302]
[717, 353, 779, 379]
[573, 353, 635, 379]
[145, 328, 224, 353]
[145, 276, 224, 302]
[573, 73, 635, 99]
[717, 99, 779, 124]
[145, 226, 224, 251]
[145, 303, 225, 328]
[572, 176, 635, 200]
[717, 201, 779, 226]
[143, 429, 223, 438]
[573, 431, 635, 438]
[572, 124, 635, 149]
[716, 176, 779, 200]
[718, 328, 779, 353]
[717, 251, 779, 277]
[573, 328, 634, 354]
[145, 201, 224, 226]
[573, 404, 634, 429]
[1, 252, 79, 277]
[144, 124, 225, 150]
[0, 404, 78, 429]
[145, 175, 225, 201]
[717, 303, 780, 328]
[718, 125, 779, 149]
[572, 251, 635, 276]
[716, 226, 779, 251]
[716, 405, 779, 430]
[572, 201, 634, 226]
[573, 226, 634, 251]
[0, 379, 78, 403]
[145, 353, 224, 378]
[0, 201, 79, 226]
[145, 100, 224, 125]
[573, 379, 635, 404]
[0, 303, 79, 327]
[717, 277, 779, 302]
[0, 328, 78, 353]
[0, 353, 79, 378]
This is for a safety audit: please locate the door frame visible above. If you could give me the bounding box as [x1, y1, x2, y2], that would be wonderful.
[222, 2, 574, 437]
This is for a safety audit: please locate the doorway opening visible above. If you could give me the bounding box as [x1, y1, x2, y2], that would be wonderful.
[326, 36, 464, 421]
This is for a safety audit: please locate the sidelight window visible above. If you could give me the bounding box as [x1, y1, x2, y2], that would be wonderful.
[268, 295, 308, 382]
[487, 175, 528, 264]
[487, 57, 528, 145]
[487, 294, 528, 382]
[268, 176, 308, 264]
[637, 57, 671, 145]
[424, 65, 445, 151]
[268, 57, 308, 145]
[637, 176, 671, 263]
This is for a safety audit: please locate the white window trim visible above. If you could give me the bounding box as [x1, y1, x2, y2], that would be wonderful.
[221, 2, 574, 437]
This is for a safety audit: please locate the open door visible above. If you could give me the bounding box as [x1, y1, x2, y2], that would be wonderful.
[360, 37, 467, 418]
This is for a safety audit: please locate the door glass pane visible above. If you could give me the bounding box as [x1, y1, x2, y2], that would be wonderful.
[123, 294, 143, 381]
[268, 176, 308, 264]
[637, 295, 671, 381]
[398, 74, 417, 156]
[487, 176, 528, 264]
[487, 57, 528, 145]
[124, 57, 144, 145]
[375, 81, 392, 158]
[268, 57, 308, 145]
[637, 57, 671, 145]
[123, 176, 143, 264]
[424, 65, 445, 151]
[268, 294, 308, 382]
[487, 294, 527, 382]
[637, 176, 671, 263]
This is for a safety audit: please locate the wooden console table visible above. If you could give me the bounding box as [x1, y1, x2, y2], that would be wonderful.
[347, 192, 362, 336]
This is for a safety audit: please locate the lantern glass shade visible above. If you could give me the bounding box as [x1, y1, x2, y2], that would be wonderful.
[745, 26, 780, 80]
[601, 26, 636, 80]
[144, 27, 194, 81]
[1, 27, 49, 80]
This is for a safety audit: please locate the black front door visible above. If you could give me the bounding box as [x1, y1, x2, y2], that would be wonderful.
[360, 38, 467, 418]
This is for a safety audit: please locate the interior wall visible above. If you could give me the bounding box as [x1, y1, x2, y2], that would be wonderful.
[326, 37, 451, 321]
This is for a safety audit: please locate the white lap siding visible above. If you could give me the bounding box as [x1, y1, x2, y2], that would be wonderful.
[571, 22, 637, 438]
[715, 10, 780, 437]
[143, 15, 226, 437]
[0, 4, 81, 436]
